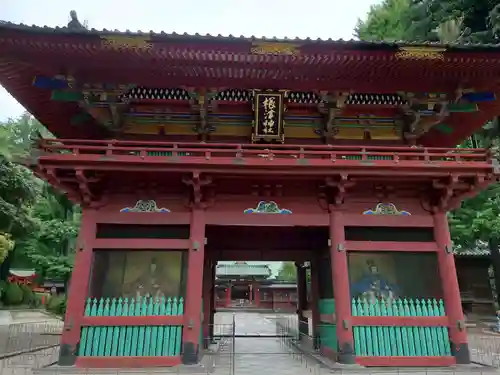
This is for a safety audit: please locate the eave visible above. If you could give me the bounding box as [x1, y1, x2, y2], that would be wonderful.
[3, 23, 500, 144]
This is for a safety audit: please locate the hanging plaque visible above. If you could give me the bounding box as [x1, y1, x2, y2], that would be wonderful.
[252, 92, 285, 143]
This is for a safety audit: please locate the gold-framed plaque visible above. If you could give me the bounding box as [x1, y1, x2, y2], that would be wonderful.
[252, 91, 285, 143]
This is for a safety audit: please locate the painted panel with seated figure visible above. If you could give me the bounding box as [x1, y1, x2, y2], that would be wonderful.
[88, 250, 187, 300]
[348, 252, 442, 302]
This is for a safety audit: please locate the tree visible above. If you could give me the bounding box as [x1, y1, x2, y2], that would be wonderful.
[0, 113, 79, 283]
[276, 262, 297, 282]
[354, 0, 500, 303]
[355, 0, 500, 43]
[355, 0, 414, 41]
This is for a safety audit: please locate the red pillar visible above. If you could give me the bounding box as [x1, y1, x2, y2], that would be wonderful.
[58, 208, 97, 366]
[434, 212, 470, 364]
[329, 209, 355, 364]
[254, 282, 260, 307]
[181, 208, 206, 364]
[309, 257, 320, 350]
[226, 284, 231, 307]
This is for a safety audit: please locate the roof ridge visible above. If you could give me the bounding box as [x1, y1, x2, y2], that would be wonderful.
[1, 21, 500, 48]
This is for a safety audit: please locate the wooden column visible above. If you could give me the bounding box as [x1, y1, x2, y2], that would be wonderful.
[296, 263, 307, 317]
[249, 284, 253, 304]
[209, 262, 216, 342]
[296, 263, 308, 337]
[434, 211, 470, 364]
[254, 281, 260, 307]
[181, 208, 206, 365]
[309, 257, 320, 350]
[226, 283, 231, 307]
[59, 208, 97, 366]
[329, 209, 355, 364]
[202, 257, 211, 349]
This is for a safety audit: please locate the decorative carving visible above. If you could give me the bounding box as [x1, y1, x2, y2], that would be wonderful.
[363, 203, 411, 216]
[250, 42, 300, 56]
[101, 36, 152, 51]
[120, 200, 170, 212]
[182, 172, 213, 209]
[244, 201, 292, 214]
[395, 47, 445, 60]
[67, 10, 86, 31]
[252, 91, 286, 143]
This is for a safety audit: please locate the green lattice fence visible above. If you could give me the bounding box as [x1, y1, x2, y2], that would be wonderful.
[352, 298, 451, 357]
[79, 297, 184, 357]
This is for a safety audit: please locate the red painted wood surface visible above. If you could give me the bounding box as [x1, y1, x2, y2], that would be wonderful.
[37, 139, 493, 169]
[344, 214, 433, 227]
[60, 209, 97, 357]
[81, 315, 184, 327]
[182, 209, 206, 355]
[434, 212, 469, 354]
[76, 356, 182, 368]
[329, 209, 354, 355]
[95, 212, 190, 225]
[351, 316, 448, 327]
[93, 238, 190, 250]
[355, 356, 456, 367]
[345, 241, 439, 252]
[3, 26, 500, 144]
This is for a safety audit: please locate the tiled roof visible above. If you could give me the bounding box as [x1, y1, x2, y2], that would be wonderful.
[1, 20, 500, 51]
[9, 268, 36, 278]
[216, 263, 271, 277]
[453, 242, 491, 256]
[262, 283, 297, 289]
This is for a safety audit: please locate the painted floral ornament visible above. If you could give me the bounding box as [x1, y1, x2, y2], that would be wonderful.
[120, 200, 170, 212]
[363, 203, 410, 216]
[244, 201, 292, 214]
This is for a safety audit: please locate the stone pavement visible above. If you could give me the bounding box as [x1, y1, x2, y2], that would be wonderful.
[1, 311, 498, 375]
[213, 312, 498, 375]
[212, 312, 316, 375]
[0, 311, 62, 358]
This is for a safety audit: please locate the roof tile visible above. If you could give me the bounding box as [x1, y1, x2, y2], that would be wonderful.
[2, 20, 500, 50]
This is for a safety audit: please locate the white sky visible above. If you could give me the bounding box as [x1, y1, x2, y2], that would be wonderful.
[0, 0, 379, 274]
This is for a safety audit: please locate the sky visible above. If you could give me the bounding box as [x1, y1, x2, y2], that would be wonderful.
[0, 0, 379, 274]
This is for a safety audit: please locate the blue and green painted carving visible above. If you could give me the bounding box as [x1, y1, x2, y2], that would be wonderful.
[448, 103, 478, 113]
[79, 297, 184, 357]
[51, 90, 84, 102]
[434, 124, 454, 134]
[352, 298, 451, 357]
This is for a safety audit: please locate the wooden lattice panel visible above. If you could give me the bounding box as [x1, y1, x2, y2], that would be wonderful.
[121, 87, 191, 101]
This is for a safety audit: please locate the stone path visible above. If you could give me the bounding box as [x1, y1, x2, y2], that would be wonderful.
[0, 311, 62, 357]
[212, 313, 497, 375]
[1, 311, 498, 375]
[213, 312, 318, 375]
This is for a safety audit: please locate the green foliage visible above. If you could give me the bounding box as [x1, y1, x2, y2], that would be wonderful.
[355, 0, 413, 41]
[355, 0, 500, 43]
[18, 283, 34, 304]
[355, 0, 500, 254]
[46, 294, 67, 315]
[0, 233, 14, 264]
[3, 283, 23, 305]
[0, 280, 7, 302]
[277, 262, 297, 282]
[0, 113, 79, 283]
